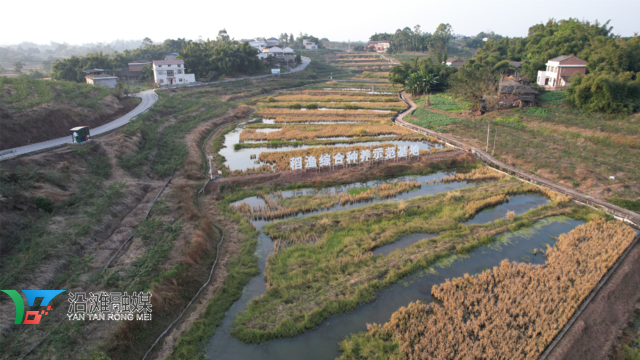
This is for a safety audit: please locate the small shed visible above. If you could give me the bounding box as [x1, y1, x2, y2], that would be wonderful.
[498, 79, 539, 108]
[70, 126, 91, 144]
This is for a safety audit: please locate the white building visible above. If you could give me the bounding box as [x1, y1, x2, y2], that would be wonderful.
[152, 59, 195, 86]
[536, 55, 587, 89]
[266, 37, 279, 47]
[247, 38, 268, 51]
[85, 73, 118, 88]
[303, 39, 318, 50]
[258, 47, 296, 62]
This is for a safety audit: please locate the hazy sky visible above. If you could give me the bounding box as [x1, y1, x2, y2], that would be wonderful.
[2, 0, 638, 46]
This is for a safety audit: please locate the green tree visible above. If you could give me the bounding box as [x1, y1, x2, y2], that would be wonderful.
[13, 61, 24, 73]
[139, 64, 154, 81]
[565, 72, 640, 114]
[431, 23, 453, 64]
[141, 37, 154, 48]
[449, 62, 499, 110]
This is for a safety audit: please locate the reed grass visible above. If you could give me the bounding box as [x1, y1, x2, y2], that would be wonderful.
[230, 178, 601, 343]
[339, 218, 635, 359]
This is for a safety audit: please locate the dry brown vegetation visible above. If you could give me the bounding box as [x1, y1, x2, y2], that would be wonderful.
[258, 143, 445, 172]
[259, 101, 406, 110]
[239, 123, 412, 142]
[231, 180, 422, 223]
[340, 219, 636, 360]
[437, 166, 505, 183]
[256, 108, 391, 123]
[272, 95, 398, 103]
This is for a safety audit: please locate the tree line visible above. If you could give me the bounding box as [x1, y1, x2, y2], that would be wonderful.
[471, 18, 640, 114]
[50, 31, 266, 83]
[370, 23, 454, 64]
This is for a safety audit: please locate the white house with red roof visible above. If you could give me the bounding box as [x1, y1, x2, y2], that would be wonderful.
[152, 59, 195, 86]
[536, 55, 587, 89]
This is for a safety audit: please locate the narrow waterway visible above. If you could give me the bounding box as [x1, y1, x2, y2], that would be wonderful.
[219, 120, 443, 171]
[205, 175, 568, 359]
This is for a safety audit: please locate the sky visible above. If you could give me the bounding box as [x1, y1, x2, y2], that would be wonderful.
[2, 0, 639, 46]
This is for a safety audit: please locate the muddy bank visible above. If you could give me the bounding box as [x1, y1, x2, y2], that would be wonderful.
[0, 95, 139, 150]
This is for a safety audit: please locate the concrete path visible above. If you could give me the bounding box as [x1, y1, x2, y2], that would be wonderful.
[2, 57, 311, 159]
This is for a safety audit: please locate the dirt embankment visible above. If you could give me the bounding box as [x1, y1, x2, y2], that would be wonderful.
[0, 95, 139, 150]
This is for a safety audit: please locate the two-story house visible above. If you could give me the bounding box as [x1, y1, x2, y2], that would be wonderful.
[536, 55, 587, 89]
[303, 39, 318, 50]
[152, 59, 195, 86]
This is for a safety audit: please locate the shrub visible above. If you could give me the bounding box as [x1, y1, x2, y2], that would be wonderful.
[565, 72, 640, 114]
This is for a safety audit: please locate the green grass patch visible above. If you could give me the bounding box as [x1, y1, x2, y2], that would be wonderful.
[608, 198, 640, 213]
[407, 108, 461, 131]
[539, 90, 567, 106]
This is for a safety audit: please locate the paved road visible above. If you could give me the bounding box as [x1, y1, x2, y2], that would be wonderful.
[2, 57, 311, 158]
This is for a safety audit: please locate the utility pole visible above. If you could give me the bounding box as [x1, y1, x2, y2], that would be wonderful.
[208, 156, 213, 180]
[486, 123, 490, 152]
[492, 129, 497, 156]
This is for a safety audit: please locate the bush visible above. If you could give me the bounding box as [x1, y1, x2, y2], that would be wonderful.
[306, 103, 318, 110]
[34, 197, 54, 213]
[565, 72, 640, 114]
[289, 103, 302, 109]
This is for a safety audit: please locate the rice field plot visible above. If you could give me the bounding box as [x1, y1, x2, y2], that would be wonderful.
[257, 108, 392, 120]
[260, 101, 406, 111]
[305, 81, 396, 92]
[239, 123, 413, 142]
[230, 178, 595, 342]
[339, 218, 634, 360]
[258, 142, 443, 172]
[269, 94, 399, 103]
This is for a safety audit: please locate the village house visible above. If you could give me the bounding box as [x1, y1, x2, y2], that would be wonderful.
[258, 46, 296, 63]
[115, 60, 151, 82]
[445, 58, 464, 68]
[152, 59, 195, 86]
[366, 40, 390, 52]
[245, 38, 268, 51]
[303, 39, 318, 50]
[498, 79, 539, 108]
[536, 55, 587, 89]
[164, 53, 178, 61]
[83, 69, 118, 88]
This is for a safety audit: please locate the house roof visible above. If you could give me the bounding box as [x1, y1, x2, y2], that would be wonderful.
[86, 73, 118, 79]
[267, 37, 278, 40]
[264, 47, 283, 53]
[152, 59, 184, 66]
[128, 60, 150, 65]
[282, 47, 295, 53]
[498, 79, 539, 94]
[118, 70, 141, 77]
[508, 61, 522, 68]
[548, 55, 587, 64]
[83, 69, 112, 74]
[446, 58, 463, 63]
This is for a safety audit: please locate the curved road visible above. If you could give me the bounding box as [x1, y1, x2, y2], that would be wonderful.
[2, 57, 311, 158]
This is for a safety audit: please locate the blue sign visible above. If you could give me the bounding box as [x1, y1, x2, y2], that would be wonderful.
[271, 68, 281, 74]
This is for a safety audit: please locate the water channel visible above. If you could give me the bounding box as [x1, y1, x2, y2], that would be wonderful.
[205, 175, 576, 359]
[220, 120, 443, 171]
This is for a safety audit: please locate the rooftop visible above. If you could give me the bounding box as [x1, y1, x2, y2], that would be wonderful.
[498, 79, 539, 94]
[446, 58, 463, 63]
[152, 59, 184, 66]
[548, 55, 587, 64]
